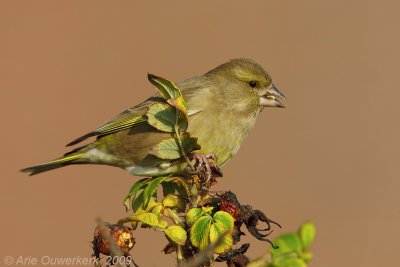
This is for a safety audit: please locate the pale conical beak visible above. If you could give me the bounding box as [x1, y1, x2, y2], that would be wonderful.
[259, 84, 286, 108]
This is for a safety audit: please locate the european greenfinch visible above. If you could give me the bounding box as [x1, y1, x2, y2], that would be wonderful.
[21, 58, 285, 176]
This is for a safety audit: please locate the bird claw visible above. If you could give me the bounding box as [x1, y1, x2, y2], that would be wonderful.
[186, 153, 222, 184]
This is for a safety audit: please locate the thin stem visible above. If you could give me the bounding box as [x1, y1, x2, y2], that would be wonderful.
[177, 245, 184, 263]
[174, 110, 195, 171]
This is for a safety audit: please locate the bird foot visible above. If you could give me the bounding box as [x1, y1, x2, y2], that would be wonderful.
[186, 153, 223, 186]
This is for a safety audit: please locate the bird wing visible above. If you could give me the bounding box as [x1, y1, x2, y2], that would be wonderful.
[66, 97, 160, 146]
[66, 76, 207, 147]
[66, 94, 203, 147]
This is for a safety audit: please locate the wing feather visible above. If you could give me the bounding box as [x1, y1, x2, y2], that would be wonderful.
[66, 81, 204, 147]
[66, 97, 162, 146]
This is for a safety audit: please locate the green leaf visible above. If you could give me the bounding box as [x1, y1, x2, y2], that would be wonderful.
[209, 222, 233, 254]
[181, 133, 201, 153]
[162, 181, 176, 196]
[118, 210, 162, 228]
[299, 221, 316, 250]
[142, 176, 167, 208]
[164, 225, 187, 245]
[149, 137, 181, 159]
[188, 211, 234, 254]
[162, 194, 179, 208]
[213, 211, 234, 231]
[190, 215, 212, 251]
[123, 178, 150, 210]
[147, 102, 188, 132]
[167, 96, 188, 119]
[149, 133, 200, 160]
[186, 208, 203, 227]
[148, 73, 182, 100]
[164, 176, 190, 196]
[135, 211, 160, 227]
[158, 220, 168, 229]
[146, 103, 175, 132]
[202, 206, 214, 214]
[270, 233, 302, 258]
[132, 189, 145, 211]
[146, 201, 163, 215]
[209, 211, 234, 254]
[121, 207, 166, 228]
[146, 201, 161, 210]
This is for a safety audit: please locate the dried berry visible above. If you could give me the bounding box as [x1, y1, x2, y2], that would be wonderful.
[92, 223, 135, 258]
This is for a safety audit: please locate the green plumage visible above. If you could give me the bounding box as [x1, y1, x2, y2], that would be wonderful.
[21, 58, 285, 176]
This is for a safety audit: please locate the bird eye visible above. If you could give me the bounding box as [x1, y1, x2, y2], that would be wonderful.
[248, 81, 258, 88]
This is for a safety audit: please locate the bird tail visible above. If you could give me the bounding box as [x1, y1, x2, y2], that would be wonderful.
[20, 153, 84, 176]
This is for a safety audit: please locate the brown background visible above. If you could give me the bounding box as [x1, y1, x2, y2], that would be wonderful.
[1, 1, 399, 267]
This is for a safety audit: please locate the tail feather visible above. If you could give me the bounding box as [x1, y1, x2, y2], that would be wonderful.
[20, 154, 83, 176]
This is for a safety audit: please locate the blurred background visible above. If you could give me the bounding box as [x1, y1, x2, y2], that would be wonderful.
[1, 1, 399, 266]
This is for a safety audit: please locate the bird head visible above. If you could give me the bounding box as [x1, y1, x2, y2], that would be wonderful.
[205, 58, 286, 113]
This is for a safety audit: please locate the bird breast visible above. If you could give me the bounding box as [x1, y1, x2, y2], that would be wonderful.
[187, 108, 259, 167]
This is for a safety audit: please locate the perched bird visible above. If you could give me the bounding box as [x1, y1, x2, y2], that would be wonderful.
[21, 58, 285, 176]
